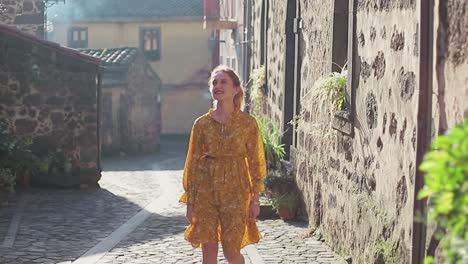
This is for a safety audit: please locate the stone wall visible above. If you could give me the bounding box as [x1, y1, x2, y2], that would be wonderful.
[0, 29, 101, 187]
[262, 1, 287, 127]
[427, 0, 468, 257]
[250, 0, 420, 262]
[0, 0, 45, 38]
[432, 0, 468, 134]
[99, 51, 162, 155]
[100, 83, 125, 154]
[125, 52, 162, 153]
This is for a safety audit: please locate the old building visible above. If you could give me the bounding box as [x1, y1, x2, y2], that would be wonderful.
[0, 0, 45, 37]
[204, 0, 250, 83]
[243, 0, 468, 263]
[48, 0, 214, 135]
[0, 23, 102, 187]
[79, 48, 162, 155]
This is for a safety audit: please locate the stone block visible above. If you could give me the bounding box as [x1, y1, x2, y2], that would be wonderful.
[14, 118, 37, 134]
[23, 93, 44, 106]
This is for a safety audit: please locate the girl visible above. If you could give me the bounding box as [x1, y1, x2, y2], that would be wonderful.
[179, 65, 267, 264]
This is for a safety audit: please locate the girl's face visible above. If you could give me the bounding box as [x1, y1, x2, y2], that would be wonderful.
[210, 71, 239, 103]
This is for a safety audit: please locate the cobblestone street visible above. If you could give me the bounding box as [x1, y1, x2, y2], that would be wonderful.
[0, 137, 345, 264]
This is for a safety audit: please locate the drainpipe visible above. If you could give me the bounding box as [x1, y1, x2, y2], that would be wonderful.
[96, 66, 103, 172]
[242, 0, 252, 112]
[412, 0, 434, 263]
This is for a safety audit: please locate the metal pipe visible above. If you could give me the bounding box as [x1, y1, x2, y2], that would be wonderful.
[412, 0, 434, 263]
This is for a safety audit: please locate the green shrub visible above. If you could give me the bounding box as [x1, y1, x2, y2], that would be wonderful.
[255, 115, 285, 172]
[0, 121, 49, 191]
[269, 191, 299, 211]
[0, 168, 15, 192]
[0, 121, 36, 191]
[250, 65, 266, 116]
[308, 69, 347, 115]
[419, 120, 468, 264]
[46, 148, 72, 175]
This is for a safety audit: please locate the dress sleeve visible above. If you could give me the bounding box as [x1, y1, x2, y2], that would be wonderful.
[246, 118, 267, 193]
[179, 120, 203, 204]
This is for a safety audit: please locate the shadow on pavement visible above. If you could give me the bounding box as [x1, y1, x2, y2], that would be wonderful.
[0, 186, 187, 263]
[0, 136, 190, 263]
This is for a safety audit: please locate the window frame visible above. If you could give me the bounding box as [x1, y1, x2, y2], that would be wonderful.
[67, 27, 88, 48]
[139, 27, 162, 61]
[332, 0, 356, 137]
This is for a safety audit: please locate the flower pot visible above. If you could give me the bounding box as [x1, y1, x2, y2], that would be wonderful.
[277, 207, 296, 221]
[15, 174, 31, 188]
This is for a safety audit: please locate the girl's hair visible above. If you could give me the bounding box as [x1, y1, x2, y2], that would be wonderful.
[208, 65, 245, 111]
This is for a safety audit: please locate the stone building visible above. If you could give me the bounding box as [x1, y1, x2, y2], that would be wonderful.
[244, 0, 468, 263]
[79, 48, 162, 155]
[0, 0, 45, 37]
[203, 0, 249, 81]
[48, 0, 214, 135]
[0, 23, 102, 187]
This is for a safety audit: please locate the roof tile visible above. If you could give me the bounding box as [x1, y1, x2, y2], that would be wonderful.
[78, 47, 139, 66]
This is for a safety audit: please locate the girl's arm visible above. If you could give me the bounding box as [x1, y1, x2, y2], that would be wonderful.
[179, 121, 203, 205]
[246, 118, 267, 195]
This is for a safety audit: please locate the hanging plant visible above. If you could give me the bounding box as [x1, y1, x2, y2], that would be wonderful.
[293, 67, 348, 140]
[309, 69, 347, 116]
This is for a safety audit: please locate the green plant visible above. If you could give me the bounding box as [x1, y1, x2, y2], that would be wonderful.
[292, 67, 348, 139]
[255, 115, 285, 171]
[46, 148, 72, 175]
[0, 121, 37, 191]
[0, 168, 15, 192]
[250, 65, 266, 116]
[418, 120, 468, 264]
[264, 174, 296, 194]
[314, 70, 347, 113]
[269, 191, 299, 211]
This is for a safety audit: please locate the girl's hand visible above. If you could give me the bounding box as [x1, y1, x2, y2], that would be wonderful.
[249, 200, 260, 219]
[186, 204, 194, 224]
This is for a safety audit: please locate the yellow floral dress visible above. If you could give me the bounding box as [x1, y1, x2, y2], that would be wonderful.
[179, 108, 267, 252]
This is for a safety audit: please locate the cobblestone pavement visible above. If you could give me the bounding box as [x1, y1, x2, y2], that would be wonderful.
[0, 136, 345, 264]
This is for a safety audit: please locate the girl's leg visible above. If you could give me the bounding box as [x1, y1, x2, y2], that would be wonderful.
[202, 243, 219, 264]
[224, 251, 245, 264]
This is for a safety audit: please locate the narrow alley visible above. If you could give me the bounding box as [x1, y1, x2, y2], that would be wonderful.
[1, 0, 467, 263]
[0, 137, 345, 264]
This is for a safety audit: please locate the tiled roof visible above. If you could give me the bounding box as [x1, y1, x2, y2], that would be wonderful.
[0, 24, 100, 65]
[78, 48, 138, 66]
[49, 0, 203, 22]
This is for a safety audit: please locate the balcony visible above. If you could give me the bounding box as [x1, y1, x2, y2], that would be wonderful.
[204, 0, 238, 29]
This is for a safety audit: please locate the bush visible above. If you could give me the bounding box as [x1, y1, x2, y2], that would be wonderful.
[255, 116, 285, 172]
[0, 168, 15, 192]
[0, 121, 34, 191]
[419, 120, 468, 264]
[0, 121, 46, 191]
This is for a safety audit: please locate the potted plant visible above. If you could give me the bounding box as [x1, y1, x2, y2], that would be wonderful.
[264, 173, 296, 198]
[0, 121, 39, 189]
[269, 191, 299, 221]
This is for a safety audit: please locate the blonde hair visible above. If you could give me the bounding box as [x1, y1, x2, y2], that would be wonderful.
[209, 65, 245, 111]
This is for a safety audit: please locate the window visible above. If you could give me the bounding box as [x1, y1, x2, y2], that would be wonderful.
[67, 27, 88, 48]
[332, 0, 348, 73]
[231, 0, 236, 19]
[331, 0, 356, 136]
[140, 27, 161, 61]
